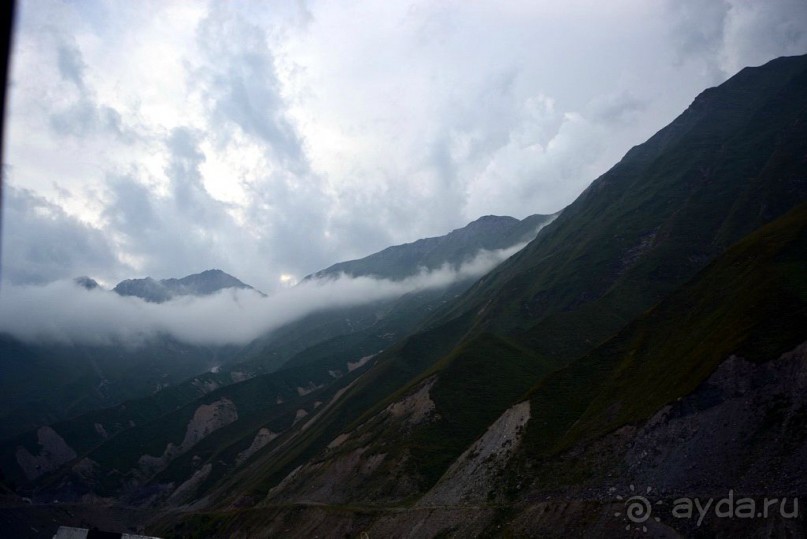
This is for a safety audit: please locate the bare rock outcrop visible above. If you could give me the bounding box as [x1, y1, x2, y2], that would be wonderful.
[15, 426, 77, 481]
[385, 377, 436, 425]
[419, 400, 530, 506]
[347, 354, 374, 372]
[179, 398, 239, 451]
[265, 378, 439, 505]
[137, 398, 238, 478]
[167, 463, 213, 506]
[236, 428, 279, 467]
[623, 341, 807, 495]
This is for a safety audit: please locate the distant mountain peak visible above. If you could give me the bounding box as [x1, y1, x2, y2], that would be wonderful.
[113, 269, 260, 303]
[469, 214, 516, 223]
[73, 276, 100, 290]
[452, 215, 519, 235]
[197, 268, 226, 276]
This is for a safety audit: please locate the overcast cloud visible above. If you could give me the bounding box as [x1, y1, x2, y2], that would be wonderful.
[2, 0, 807, 294]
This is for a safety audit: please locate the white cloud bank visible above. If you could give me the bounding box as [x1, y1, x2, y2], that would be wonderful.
[0, 244, 525, 347]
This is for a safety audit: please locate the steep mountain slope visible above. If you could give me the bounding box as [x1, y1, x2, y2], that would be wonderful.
[159, 189, 807, 539]
[113, 269, 259, 303]
[444, 54, 807, 341]
[519, 199, 807, 461]
[157, 54, 807, 530]
[7, 350, 379, 503]
[0, 334, 239, 441]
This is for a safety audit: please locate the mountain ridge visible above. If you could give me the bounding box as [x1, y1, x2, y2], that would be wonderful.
[306, 213, 554, 281]
[112, 268, 261, 303]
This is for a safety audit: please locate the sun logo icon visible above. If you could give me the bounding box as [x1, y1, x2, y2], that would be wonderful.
[610, 484, 663, 533]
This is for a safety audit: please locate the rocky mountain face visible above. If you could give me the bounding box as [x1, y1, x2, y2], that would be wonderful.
[113, 269, 259, 303]
[3, 55, 806, 538]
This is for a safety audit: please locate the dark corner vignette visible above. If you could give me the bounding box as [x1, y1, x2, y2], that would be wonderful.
[0, 1, 16, 285]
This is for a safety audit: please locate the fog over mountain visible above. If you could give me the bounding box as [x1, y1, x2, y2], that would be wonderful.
[0, 243, 526, 347]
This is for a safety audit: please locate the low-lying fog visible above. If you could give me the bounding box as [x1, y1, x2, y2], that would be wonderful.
[0, 244, 525, 347]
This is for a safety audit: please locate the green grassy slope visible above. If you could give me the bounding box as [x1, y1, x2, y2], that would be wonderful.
[437, 54, 807, 343]
[212, 54, 807, 501]
[0, 336, 239, 440]
[523, 201, 807, 459]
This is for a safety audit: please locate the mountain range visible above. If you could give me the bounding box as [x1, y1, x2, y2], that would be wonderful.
[0, 213, 548, 441]
[1, 54, 806, 538]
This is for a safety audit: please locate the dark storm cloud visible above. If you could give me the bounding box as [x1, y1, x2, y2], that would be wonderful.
[104, 174, 158, 233]
[49, 99, 128, 139]
[48, 35, 135, 142]
[1, 186, 118, 285]
[193, 3, 306, 169]
[56, 40, 86, 90]
[165, 127, 215, 217]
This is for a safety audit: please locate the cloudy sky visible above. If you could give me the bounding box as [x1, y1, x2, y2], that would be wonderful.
[3, 0, 807, 293]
